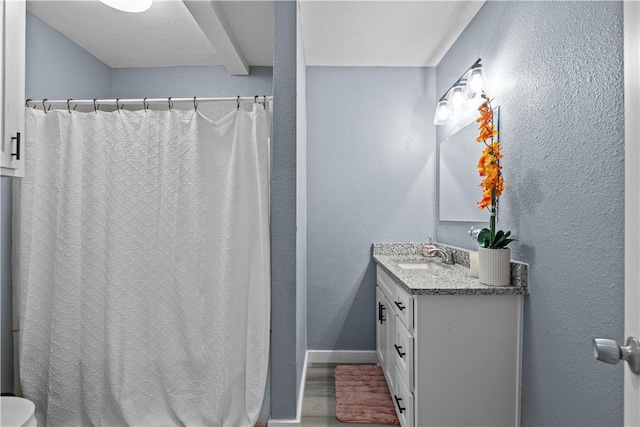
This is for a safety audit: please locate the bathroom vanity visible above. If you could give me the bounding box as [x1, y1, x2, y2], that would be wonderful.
[373, 243, 527, 427]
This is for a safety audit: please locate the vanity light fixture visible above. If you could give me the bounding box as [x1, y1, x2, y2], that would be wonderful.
[99, 0, 153, 13]
[433, 58, 486, 126]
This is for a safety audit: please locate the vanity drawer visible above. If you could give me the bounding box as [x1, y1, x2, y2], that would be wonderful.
[376, 265, 395, 301]
[394, 283, 414, 331]
[393, 365, 414, 427]
[394, 316, 413, 392]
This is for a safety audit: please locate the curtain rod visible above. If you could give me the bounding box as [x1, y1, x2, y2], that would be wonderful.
[26, 96, 273, 110]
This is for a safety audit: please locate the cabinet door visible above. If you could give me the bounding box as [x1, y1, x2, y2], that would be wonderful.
[1, 0, 26, 177]
[394, 316, 414, 392]
[384, 302, 396, 393]
[376, 287, 388, 367]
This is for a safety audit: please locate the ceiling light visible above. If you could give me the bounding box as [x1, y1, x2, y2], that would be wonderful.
[99, 0, 153, 13]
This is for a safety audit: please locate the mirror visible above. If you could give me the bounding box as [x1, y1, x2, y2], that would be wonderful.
[439, 106, 500, 222]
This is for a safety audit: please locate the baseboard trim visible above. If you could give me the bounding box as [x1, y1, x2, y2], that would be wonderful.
[268, 419, 301, 427]
[306, 350, 378, 364]
[268, 351, 308, 427]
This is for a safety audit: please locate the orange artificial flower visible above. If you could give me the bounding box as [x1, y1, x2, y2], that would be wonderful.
[474, 92, 514, 250]
[476, 96, 504, 210]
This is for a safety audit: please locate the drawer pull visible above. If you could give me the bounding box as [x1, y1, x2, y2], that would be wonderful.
[10, 133, 20, 160]
[394, 301, 406, 311]
[378, 302, 386, 324]
[394, 395, 406, 414]
[394, 344, 406, 358]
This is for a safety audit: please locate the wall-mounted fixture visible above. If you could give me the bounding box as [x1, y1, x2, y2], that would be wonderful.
[434, 58, 486, 126]
[99, 0, 153, 13]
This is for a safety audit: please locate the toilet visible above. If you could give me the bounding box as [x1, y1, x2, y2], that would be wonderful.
[1, 397, 37, 427]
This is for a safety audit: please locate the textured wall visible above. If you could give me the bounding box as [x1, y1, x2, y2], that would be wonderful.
[270, 1, 298, 419]
[435, 2, 624, 425]
[295, 0, 308, 402]
[306, 67, 436, 350]
[111, 66, 272, 98]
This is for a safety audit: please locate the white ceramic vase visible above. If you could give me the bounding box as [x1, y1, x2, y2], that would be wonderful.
[478, 247, 511, 286]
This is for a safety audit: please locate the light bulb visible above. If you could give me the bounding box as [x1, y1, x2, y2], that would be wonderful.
[468, 70, 484, 92]
[99, 0, 153, 13]
[433, 100, 450, 125]
[450, 86, 465, 109]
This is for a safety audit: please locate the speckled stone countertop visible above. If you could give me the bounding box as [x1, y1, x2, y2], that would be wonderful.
[373, 242, 528, 296]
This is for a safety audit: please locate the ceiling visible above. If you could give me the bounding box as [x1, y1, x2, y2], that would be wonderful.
[27, 0, 275, 71]
[27, 0, 484, 73]
[299, 1, 485, 67]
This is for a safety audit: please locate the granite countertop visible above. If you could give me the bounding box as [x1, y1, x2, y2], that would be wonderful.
[373, 243, 528, 296]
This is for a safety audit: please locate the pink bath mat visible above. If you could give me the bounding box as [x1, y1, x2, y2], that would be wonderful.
[334, 365, 400, 425]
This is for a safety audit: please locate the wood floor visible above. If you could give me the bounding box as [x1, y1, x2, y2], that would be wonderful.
[300, 363, 397, 427]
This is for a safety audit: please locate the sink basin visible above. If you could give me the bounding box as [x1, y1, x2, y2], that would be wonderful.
[397, 262, 433, 270]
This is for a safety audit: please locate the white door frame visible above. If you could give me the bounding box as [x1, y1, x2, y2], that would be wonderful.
[624, 1, 640, 425]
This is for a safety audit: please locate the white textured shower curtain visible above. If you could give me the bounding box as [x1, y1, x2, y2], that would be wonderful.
[15, 105, 270, 427]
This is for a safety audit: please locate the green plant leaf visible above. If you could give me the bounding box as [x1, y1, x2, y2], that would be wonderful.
[491, 230, 511, 248]
[492, 230, 505, 246]
[477, 228, 491, 247]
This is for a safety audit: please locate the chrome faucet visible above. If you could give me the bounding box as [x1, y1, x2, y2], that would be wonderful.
[426, 247, 455, 265]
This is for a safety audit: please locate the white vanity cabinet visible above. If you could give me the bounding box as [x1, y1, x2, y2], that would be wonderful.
[376, 265, 524, 427]
[1, 0, 26, 177]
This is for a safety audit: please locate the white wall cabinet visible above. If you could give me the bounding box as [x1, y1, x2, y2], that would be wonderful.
[376, 265, 523, 427]
[1, 0, 26, 177]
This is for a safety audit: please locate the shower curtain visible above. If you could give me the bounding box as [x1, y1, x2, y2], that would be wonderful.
[14, 105, 270, 427]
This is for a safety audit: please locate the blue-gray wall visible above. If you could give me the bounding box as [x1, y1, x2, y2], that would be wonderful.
[270, 1, 299, 419]
[435, 2, 624, 425]
[295, 0, 308, 403]
[25, 13, 112, 100]
[306, 67, 436, 350]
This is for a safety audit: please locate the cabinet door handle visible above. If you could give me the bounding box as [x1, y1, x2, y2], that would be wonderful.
[394, 301, 405, 311]
[394, 395, 406, 414]
[378, 302, 386, 324]
[11, 133, 20, 160]
[394, 344, 406, 358]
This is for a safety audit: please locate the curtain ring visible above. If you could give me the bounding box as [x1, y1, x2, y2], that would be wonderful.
[254, 95, 258, 104]
[42, 99, 48, 114]
[93, 99, 99, 113]
[168, 97, 173, 110]
[67, 99, 74, 113]
[237, 96, 240, 110]
[25, 98, 32, 108]
[143, 98, 148, 111]
[116, 98, 121, 111]
[263, 95, 267, 109]
[193, 97, 198, 111]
